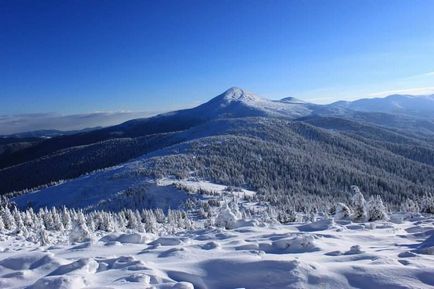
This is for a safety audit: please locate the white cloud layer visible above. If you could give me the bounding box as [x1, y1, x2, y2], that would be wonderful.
[0, 111, 157, 135]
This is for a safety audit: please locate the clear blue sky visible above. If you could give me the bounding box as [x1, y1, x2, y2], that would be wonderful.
[1, 0, 434, 114]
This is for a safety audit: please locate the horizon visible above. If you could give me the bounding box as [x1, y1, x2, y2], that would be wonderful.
[1, 0, 434, 117]
[1, 86, 433, 135]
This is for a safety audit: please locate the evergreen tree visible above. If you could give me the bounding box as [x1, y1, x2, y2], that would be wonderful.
[2, 207, 16, 230]
[69, 211, 92, 243]
[366, 195, 388, 221]
[39, 226, 50, 246]
[400, 198, 419, 213]
[351, 186, 367, 221]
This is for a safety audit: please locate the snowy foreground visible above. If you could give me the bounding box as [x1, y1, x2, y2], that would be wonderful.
[1, 216, 434, 289]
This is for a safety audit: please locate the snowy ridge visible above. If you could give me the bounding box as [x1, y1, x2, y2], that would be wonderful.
[217, 87, 262, 104]
[330, 93, 434, 118]
[191, 87, 315, 119]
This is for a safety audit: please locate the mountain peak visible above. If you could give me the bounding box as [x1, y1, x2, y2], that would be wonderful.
[280, 97, 305, 104]
[220, 87, 262, 103]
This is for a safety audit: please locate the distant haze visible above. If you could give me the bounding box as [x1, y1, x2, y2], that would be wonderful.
[0, 111, 158, 135]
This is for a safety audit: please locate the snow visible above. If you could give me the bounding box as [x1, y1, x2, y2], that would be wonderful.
[13, 173, 256, 214]
[100, 232, 150, 244]
[191, 87, 315, 119]
[214, 204, 238, 229]
[13, 172, 190, 211]
[1, 216, 434, 289]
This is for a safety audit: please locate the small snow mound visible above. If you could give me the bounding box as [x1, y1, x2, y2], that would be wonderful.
[26, 276, 85, 289]
[117, 233, 146, 244]
[158, 247, 187, 258]
[123, 273, 151, 283]
[30, 254, 61, 270]
[100, 233, 148, 244]
[344, 245, 363, 255]
[298, 219, 335, 232]
[99, 233, 120, 242]
[416, 233, 434, 255]
[104, 241, 123, 246]
[0, 253, 54, 270]
[48, 258, 98, 276]
[398, 251, 417, 258]
[172, 281, 195, 289]
[200, 241, 220, 250]
[271, 234, 320, 253]
[69, 242, 92, 250]
[150, 237, 183, 246]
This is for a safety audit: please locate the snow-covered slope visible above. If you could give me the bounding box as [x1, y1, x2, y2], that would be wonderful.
[1, 215, 434, 289]
[188, 87, 314, 118]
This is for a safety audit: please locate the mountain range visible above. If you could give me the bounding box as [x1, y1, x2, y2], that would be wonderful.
[330, 94, 434, 118]
[1, 88, 434, 206]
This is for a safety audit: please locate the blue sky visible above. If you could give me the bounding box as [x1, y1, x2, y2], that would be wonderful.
[1, 0, 434, 114]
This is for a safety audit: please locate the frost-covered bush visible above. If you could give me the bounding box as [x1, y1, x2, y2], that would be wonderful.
[420, 194, 434, 214]
[334, 202, 352, 220]
[366, 195, 388, 221]
[215, 204, 238, 229]
[400, 198, 420, 213]
[277, 207, 297, 224]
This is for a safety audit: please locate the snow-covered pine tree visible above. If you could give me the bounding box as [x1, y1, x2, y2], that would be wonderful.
[117, 211, 128, 230]
[51, 207, 65, 231]
[154, 208, 165, 224]
[69, 211, 92, 243]
[420, 194, 434, 214]
[400, 198, 420, 213]
[350, 186, 367, 222]
[61, 207, 72, 230]
[366, 195, 388, 221]
[14, 215, 29, 237]
[2, 207, 16, 230]
[12, 208, 22, 225]
[142, 209, 157, 233]
[87, 217, 96, 232]
[125, 209, 139, 230]
[102, 212, 115, 232]
[0, 217, 4, 231]
[39, 226, 50, 246]
[24, 209, 35, 229]
[277, 207, 297, 224]
[41, 207, 55, 230]
[135, 210, 145, 233]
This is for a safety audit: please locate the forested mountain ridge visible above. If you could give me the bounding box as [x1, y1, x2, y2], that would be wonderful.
[10, 116, 434, 211]
[1, 88, 434, 199]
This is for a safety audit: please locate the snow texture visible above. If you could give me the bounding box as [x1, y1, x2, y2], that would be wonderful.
[1, 215, 434, 289]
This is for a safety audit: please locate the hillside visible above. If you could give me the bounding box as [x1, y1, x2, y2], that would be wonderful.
[12, 116, 434, 211]
[2, 88, 434, 196]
